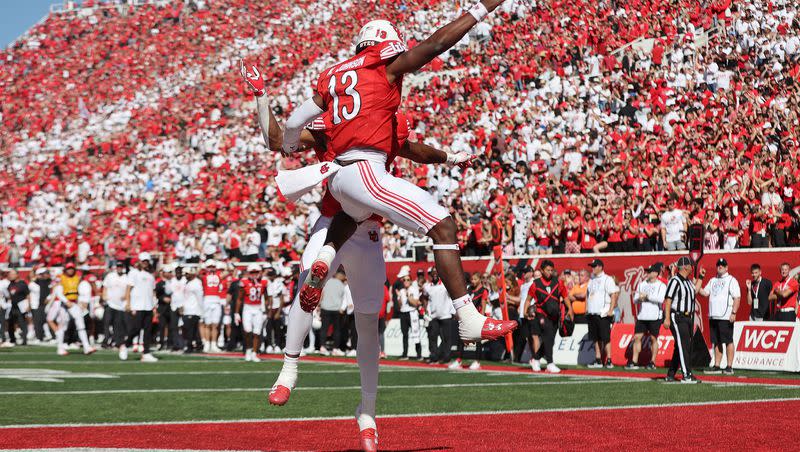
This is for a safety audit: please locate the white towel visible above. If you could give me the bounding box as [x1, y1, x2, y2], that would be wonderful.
[275, 161, 341, 202]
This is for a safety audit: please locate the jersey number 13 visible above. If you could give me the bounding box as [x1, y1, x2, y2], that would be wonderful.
[328, 70, 361, 125]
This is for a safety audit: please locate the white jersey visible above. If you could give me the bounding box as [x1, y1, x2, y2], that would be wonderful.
[635, 279, 667, 321]
[182, 278, 204, 316]
[127, 268, 156, 311]
[586, 272, 620, 317]
[102, 272, 128, 311]
[705, 273, 741, 320]
[424, 281, 454, 320]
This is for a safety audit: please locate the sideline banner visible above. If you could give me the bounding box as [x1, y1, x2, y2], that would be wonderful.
[552, 324, 595, 366]
[609, 323, 675, 367]
[732, 321, 800, 372]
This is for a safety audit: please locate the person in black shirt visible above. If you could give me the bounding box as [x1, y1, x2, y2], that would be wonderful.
[663, 257, 701, 383]
[746, 264, 772, 321]
[32, 268, 52, 342]
[5, 270, 31, 345]
[524, 260, 568, 373]
[155, 267, 173, 350]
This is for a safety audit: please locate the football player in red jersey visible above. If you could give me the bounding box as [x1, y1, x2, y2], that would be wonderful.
[200, 260, 226, 353]
[235, 264, 267, 362]
[282, 1, 517, 358]
[241, 60, 480, 451]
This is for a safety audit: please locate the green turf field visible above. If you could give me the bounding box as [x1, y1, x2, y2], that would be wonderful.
[2, 347, 799, 427]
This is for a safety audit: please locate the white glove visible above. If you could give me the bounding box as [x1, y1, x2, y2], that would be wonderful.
[446, 152, 478, 169]
[234, 313, 242, 325]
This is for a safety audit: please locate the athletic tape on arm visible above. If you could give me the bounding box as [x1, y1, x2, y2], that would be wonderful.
[283, 98, 324, 154]
[432, 244, 460, 250]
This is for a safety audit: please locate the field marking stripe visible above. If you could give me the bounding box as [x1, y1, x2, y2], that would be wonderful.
[0, 379, 640, 396]
[3, 397, 800, 429]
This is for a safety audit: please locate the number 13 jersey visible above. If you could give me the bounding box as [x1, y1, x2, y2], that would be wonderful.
[315, 40, 406, 158]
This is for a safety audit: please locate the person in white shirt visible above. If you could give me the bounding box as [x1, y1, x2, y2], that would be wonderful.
[627, 263, 667, 370]
[102, 262, 129, 350]
[121, 252, 158, 362]
[398, 268, 422, 360]
[182, 266, 204, 353]
[265, 268, 288, 354]
[242, 229, 261, 262]
[660, 196, 687, 251]
[425, 268, 455, 365]
[165, 264, 186, 352]
[696, 258, 741, 375]
[586, 259, 620, 368]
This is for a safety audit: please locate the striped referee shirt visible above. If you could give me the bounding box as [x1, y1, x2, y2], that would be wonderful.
[665, 274, 696, 314]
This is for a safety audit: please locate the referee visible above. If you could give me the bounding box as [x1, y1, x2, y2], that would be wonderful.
[662, 257, 701, 384]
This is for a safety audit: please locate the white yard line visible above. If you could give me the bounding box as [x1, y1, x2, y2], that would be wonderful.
[3, 397, 800, 429]
[0, 379, 641, 396]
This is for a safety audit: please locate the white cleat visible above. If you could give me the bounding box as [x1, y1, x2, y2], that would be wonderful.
[530, 358, 541, 372]
[469, 361, 481, 371]
[244, 350, 253, 362]
[57, 347, 69, 356]
[546, 363, 561, 373]
[141, 353, 159, 363]
[251, 354, 261, 363]
[118, 345, 128, 361]
[203, 342, 211, 353]
[448, 359, 463, 370]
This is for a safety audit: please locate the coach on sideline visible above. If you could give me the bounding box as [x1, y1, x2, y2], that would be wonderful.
[586, 259, 619, 369]
[696, 258, 740, 375]
[663, 257, 700, 384]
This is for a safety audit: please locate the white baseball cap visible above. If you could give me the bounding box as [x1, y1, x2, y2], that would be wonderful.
[138, 252, 152, 262]
[247, 264, 261, 273]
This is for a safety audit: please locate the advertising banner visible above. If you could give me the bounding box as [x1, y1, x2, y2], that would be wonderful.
[732, 321, 800, 372]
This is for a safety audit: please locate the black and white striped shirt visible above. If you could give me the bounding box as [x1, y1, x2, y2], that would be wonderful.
[665, 274, 696, 314]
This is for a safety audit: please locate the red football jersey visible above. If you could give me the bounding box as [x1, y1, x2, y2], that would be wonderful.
[240, 278, 267, 306]
[315, 40, 406, 157]
[202, 271, 226, 298]
[316, 112, 411, 218]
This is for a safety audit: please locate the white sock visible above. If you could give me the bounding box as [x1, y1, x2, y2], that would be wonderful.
[316, 244, 337, 266]
[276, 355, 299, 389]
[453, 297, 487, 341]
[55, 328, 65, 347]
[78, 330, 91, 350]
[284, 293, 314, 356]
[355, 312, 379, 430]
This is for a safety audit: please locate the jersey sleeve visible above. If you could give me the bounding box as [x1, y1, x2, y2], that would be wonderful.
[375, 40, 407, 63]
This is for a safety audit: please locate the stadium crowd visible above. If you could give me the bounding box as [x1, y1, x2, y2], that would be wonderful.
[0, 0, 799, 270]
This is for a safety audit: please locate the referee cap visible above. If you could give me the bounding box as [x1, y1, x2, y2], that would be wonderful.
[675, 256, 694, 267]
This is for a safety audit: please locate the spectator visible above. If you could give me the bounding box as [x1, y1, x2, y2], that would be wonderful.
[628, 263, 666, 369]
[660, 196, 687, 251]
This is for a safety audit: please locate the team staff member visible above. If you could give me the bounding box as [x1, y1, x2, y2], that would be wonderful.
[627, 263, 666, 369]
[123, 253, 158, 362]
[769, 263, 798, 321]
[5, 270, 31, 346]
[182, 266, 204, 353]
[696, 258, 740, 375]
[103, 262, 129, 352]
[30, 267, 52, 343]
[54, 262, 96, 355]
[663, 257, 701, 383]
[586, 259, 619, 368]
[155, 266, 173, 351]
[166, 265, 186, 352]
[567, 269, 589, 324]
[746, 264, 772, 321]
[454, 273, 490, 370]
[525, 260, 568, 373]
[425, 268, 455, 365]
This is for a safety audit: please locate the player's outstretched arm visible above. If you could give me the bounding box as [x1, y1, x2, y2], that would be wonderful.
[386, 0, 506, 83]
[399, 141, 478, 168]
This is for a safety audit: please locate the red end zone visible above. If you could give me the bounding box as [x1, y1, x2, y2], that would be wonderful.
[3, 399, 797, 451]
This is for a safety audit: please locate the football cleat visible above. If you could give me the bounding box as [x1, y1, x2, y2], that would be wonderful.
[359, 428, 378, 452]
[84, 347, 97, 355]
[299, 260, 329, 312]
[269, 384, 292, 406]
[57, 348, 69, 356]
[479, 318, 518, 341]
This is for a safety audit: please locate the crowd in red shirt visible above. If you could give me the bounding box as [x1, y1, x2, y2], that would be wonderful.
[0, 0, 798, 268]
